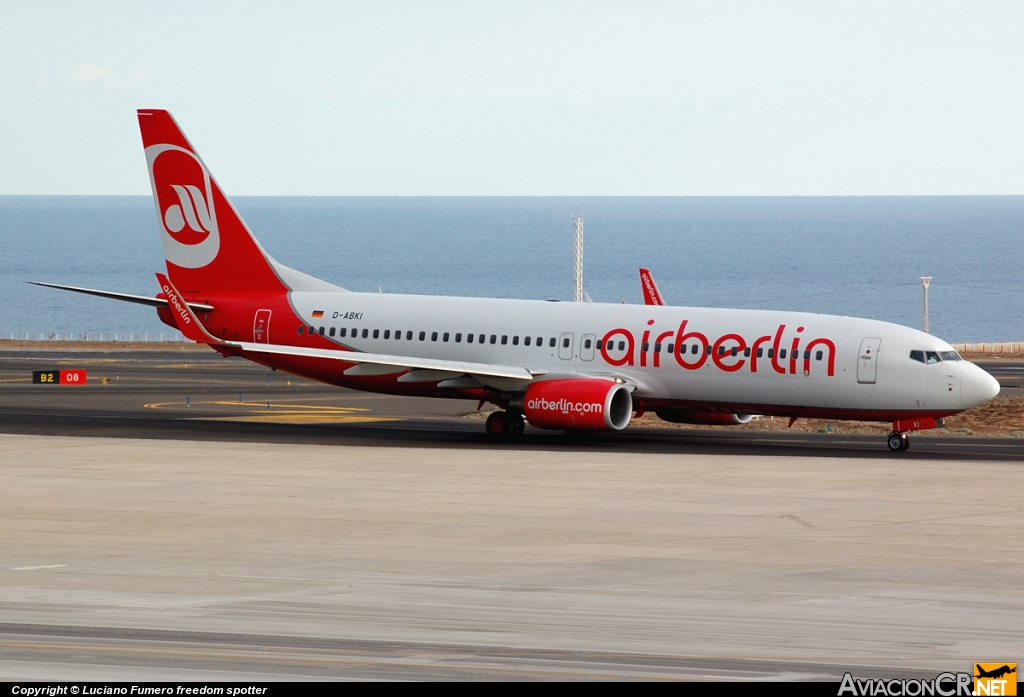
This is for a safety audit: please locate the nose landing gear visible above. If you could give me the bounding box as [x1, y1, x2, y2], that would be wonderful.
[887, 431, 909, 451]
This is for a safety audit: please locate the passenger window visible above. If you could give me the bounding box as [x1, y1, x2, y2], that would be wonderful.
[467, 333, 474, 344]
[513, 336, 520, 345]
[617, 341, 625, 351]
[501, 335, 508, 345]
[406, 331, 413, 340]
[654, 343, 661, 352]
[297, 326, 304, 335]
[584, 338, 591, 349]
[744, 347, 751, 357]
[455, 333, 462, 342]
[490, 335, 497, 344]
[329, 327, 336, 337]
[642, 342, 649, 352]
[718, 346, 725, 356]
[667, 343, 674, 354]
[340, 327, 347, 338]
[537, 337, 543, 346]
[779, 349, 786, 359]
[731, 347, 738, 357]
[926, 351, 941, 364]
[372, 329, 379, 339]
[816, 350, 823, 360]
[679, 344, 687, 354]
[481, 334, 487, 344]
[939, 351, 961, 361]
[563, 338, 570, 348]
[705, 345, 711, 355]
[550, 338, 557, 348]
[757, 348, 763, 358]
[362, 328, 368, 338]
[767, 348, 774, 358]
[524, 336, 531, 346]
[352, 327, 358, 337]
[431, 332, 438, 341]
[594, 339, 600, 349]
[803, 350, 810, 359]
[419, 331, 425, 341]
[443, 332, 450, 342]
[383, 330, 390, 339]
[319, 326, 325, 336]
[395, 330, 402, 340]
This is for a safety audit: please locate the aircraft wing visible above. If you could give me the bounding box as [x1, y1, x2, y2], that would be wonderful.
[155, 272, 536, 383]
[29, 281, 215, 313]
[231, 341, 536, 381]
[639, 268, 665, 306]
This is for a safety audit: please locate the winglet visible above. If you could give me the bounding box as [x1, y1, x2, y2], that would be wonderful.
[155, 273, 228, 345]
[639, 268, 665, 306]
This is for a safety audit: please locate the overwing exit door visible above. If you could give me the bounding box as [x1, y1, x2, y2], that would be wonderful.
[857, 337, 881, 384]
[253, 309, 271, 343]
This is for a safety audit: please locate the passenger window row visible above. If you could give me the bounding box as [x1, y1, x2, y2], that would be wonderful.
[298, 324, 558, 348]
[294, 325, 827, 362]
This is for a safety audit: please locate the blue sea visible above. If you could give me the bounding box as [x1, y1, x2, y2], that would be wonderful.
[1, 196, 1022, 343]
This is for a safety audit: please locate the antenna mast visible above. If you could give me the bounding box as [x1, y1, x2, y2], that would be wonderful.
[573, 215, 583, 302]
[919, 276, 932, 333]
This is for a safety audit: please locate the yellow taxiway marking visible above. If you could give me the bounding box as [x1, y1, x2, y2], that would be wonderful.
[143, 400, 400, 424]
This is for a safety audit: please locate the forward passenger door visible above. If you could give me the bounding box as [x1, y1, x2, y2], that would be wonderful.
[857, 337, 881, 384]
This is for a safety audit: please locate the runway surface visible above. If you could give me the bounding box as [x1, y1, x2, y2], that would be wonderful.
[2, 347, 1024, 458]
[1, 347, 1023, 680]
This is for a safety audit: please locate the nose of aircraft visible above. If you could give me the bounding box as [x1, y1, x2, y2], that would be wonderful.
[961, 362, 1001, 408]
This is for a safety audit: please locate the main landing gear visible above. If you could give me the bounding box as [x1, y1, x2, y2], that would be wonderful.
[485, 410, 525, 440]
[887, 431, 909, 452]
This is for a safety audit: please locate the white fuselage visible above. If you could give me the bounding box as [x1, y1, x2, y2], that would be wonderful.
[284, 290, 999, 418]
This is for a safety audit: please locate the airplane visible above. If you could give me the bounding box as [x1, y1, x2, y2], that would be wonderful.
[33, 109, 1000, 451]
[976, 665, 1016, 680]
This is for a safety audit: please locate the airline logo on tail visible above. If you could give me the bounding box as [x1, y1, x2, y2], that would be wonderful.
[146, 144, 220, 268]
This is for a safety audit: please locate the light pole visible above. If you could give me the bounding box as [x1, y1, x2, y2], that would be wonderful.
[919, 276, 932, 333]
[572, 215, 583, 302]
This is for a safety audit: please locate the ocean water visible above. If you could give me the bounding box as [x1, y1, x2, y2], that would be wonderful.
[1, 196, 1022, 343]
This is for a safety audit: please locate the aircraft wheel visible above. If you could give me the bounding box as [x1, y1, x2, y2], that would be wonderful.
[900, 435, 910, 451]
[508, 412, 525, 437]
[486, 411, 510, 439]
[887, 432, 907, 452]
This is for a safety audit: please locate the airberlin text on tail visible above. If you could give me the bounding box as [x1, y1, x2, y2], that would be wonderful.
[138, 109, 288, 295]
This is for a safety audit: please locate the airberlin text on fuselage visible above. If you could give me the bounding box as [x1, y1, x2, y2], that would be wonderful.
[601, 320, 837, 377]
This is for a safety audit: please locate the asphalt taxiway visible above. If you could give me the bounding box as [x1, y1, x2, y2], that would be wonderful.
[1, 347, 1022, 680]
[2, 347, 1024, 458]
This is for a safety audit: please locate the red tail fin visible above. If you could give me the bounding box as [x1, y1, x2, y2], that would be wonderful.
[639, 268, 665, 306]
[138, 109, 290, 296]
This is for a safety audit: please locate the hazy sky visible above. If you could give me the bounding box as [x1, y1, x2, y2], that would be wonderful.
[2, 1, 1022, 195]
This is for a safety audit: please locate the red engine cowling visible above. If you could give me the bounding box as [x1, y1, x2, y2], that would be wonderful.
[522, 378, 633, 431]
[655, 409, 754, 426]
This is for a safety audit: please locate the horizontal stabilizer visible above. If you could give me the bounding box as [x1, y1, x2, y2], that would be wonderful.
[29, 281, 214, 313]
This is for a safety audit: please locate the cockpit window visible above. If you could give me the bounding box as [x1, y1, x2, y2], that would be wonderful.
[939, 351, 961, 361]
[925, 351, 941, 364]
[909, 350, 925, 363]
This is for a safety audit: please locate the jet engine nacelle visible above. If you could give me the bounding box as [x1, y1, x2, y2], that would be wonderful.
[655, 409, 754, 426]
[522, 378, 633, 431]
